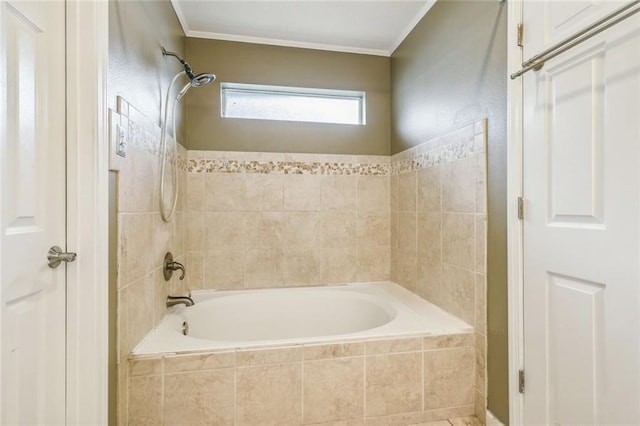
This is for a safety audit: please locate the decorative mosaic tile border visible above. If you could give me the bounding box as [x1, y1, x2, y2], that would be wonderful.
[127, 117, 188, 170]
[186, 158, 390, 175]
[121, 96, 485, 178]
[390, 119, 486, 176]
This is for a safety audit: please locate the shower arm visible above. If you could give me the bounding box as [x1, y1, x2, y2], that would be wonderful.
[161, 46, 196, 80]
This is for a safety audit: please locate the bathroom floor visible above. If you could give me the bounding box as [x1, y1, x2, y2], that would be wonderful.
[415, 416, 484, 426]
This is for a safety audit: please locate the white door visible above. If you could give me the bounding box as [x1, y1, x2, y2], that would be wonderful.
[0, 0, 68, 424]
[522, 1, 640, 425]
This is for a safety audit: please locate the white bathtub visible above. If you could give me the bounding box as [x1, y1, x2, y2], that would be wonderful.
[133, 282, 472, 355]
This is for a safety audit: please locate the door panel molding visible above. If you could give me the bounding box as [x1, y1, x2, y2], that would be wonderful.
[511, 1, 640, 424]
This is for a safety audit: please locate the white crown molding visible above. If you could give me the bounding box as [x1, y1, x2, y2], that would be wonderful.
[170, 0, 190, 37]
[170, 0, 439, 57]
[186, 30, 392, 57]
[389, 0, 437, 54]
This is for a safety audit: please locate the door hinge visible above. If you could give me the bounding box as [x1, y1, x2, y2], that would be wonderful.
[519, 369, 525, 393]
[517, 23, 524, 47]
[517, 196, 524, 220]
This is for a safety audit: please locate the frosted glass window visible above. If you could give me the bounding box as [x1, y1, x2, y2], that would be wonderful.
[221, 83, 365, 125]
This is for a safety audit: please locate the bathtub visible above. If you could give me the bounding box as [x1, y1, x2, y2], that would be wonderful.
[133, 281, 472, 355]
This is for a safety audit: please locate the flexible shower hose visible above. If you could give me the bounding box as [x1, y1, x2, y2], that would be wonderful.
[159, 71, 184, 222]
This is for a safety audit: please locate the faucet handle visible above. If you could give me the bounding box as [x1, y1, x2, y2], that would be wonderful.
[163, 252, 186, 281]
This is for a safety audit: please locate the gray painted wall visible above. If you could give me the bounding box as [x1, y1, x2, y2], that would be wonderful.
[184, 38, 390, 155]
[108, 0, 186, 143]
[391, 1, 509, 422]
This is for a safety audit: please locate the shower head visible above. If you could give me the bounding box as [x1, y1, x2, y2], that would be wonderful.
[190, 73, 216, 87]
[161, 46, 216, 99]
[176, 73, 216, 101]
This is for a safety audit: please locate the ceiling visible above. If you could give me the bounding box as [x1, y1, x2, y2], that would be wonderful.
[170, 1, 436, 57]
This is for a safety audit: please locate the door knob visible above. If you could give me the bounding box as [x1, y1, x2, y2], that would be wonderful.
[47, 246, 77, 268]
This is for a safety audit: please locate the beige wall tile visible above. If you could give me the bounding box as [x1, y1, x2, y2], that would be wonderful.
[323, 211, 357, 248]
[424, 347, 475, 410]
[120, 213, 154, 285]
[390, 211, 398, 250]
[309, 420, 365, 426]
[417, 257, 442, 304]
[417, 166, 441, 212]
[164, 351, 235, 373]
[237, 346, 303, 366]
[204, 249, 244, 289]
[119, 147, 157, 213]
[320, 175, 357, 211]
[440, 265, 475, 326]
[186, 251, 204, 290]
[129, 357, 163, 377]
[151, 214, 173, 270]
[186, 210, 204, 251]
[357, 246, 390, 282]
[126, 274, 155, 355]
[390, 174, 398, 212]
[236, 363, 302, 426]
[128, 375, 163, 425]
[365, 412, 428, 426]
[395, 249, 417, 292]
[282, 212, 322, 248]
[164, 369, 235, 425]
[204, 211, 246, 250]
[475, 332, 487, 395]
[474, 214, 486, 274]
[365, 337, 422, 355]
[442, 213, 474, 270]
[475, 154, 487, 214]
[449, 416, 484, 426]
[357, 176, 390, 212]
[244, 211, 286, 249]
[244, 248, 283, 288]
[304, 358, 365, 424]
[474, 274, 487, 333]
[284, 174, 321, 211]
[322, 248, 358, 284]
[245, 173, 284, 211]
[117, 363, 128, 426]
[423, 333, 474, 350]
[390, 246, 398, 284]
[187, 172, 204, 210]
[397, 212, 417, 252]
[417, 212, 441, 261]
[475, 392, 487, 422]
[357, 211, 390, 247]
[304, 342, 364, 360]
[442, 157, 475, 213]
[283, 248, 323, 286]
[366, 406, 475, 426]
[203, 172, 246, 211]
[365, 352, 422, 417]
[117, 289, 129, 362]
[397, 171, 417, 212]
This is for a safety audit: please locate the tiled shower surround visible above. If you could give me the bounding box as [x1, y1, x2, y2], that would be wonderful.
[390, 121, 488, 421]
[115, 105, 488, 424]
[184, 151, 392, 290]
[112, 99, 189, 425]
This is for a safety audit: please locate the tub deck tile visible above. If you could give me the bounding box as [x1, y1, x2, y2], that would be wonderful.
[164, 350, 235, 373]
[303, 341, 365, 360]
[365, 336, 422, 355]
[236, 345, 303, 366]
